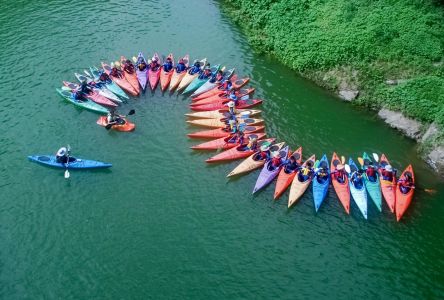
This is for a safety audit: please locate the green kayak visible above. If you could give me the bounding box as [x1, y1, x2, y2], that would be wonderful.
[182, 64, 221, 94]
[56, 88, 109, 115]
[362, 152, 382, 211]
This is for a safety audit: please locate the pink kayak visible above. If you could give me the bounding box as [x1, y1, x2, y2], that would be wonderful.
[62, 81, 117, 107]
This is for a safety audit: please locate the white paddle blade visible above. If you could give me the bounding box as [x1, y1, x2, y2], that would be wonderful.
[344, 164, 351, 174]
[372, 153, 379, 162]
[64, 169, 70, 179]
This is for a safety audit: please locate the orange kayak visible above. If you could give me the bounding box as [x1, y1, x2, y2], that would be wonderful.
[120, 56, 141, 95]
[191, 76, 250, 101]
[96, 116, 135, 132]
[148, 52, 162, 91]
[206, 138, 275, 163]
[191, 88, 255, 105]
[169, 55, 190, 91]
[274, 147, 303, 200]
[102, 62, 138, 96]
[378, 154, 396, 213]
[330, 152, 350, 214]
[191, 133, 266, 150]
[395, 165, 415, 221]
[187, 125, 265, 139]
[160, 53, 174, 91]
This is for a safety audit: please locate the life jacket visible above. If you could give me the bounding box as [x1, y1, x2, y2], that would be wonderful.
[302, 167, 310, 176]
[228, 106, 236, 115]
[272, 157, 281, 167]
[381, 170, 393, 180]
[366, 167, 376, 177]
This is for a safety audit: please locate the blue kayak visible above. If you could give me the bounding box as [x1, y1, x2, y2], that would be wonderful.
[28, 155, 112, 169]
[312, 154, 330, 212]
[348, 158, 368, 219]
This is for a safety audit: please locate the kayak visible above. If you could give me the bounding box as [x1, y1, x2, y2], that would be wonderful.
[395, 165, 415, 222]
[169, 54, 190, 91]
[191, 68, 235, 98]
[62, 81, 118, 107]
[227, 142, 286, 177]
[102, 62, 138, 96]
[330, 152, 350, 214]
[274, 147, 303, 200]
[187, 125, 265, 139]
[190, 99, 263, 112]
[288, 154, 316, 208]
[28, 155, 112, 169]
[56, 88, 109, 115]
[88, 66, 129, 100]
[185, 109, 262, 119]
[183, 64, 221, 94]
[312, 154, 330, 212]
[74, 73, 122, 103]
[96, 116, 135, 132]
[177, 58, 207, 92]
[186, 117, 264, 129]
[362, 152, 382, 211]
[135, 52, 148, 91]
[378, 154, 396, 213]
[148, 52, 162, 91]
[253, 146, 289, 194]
[348, 158, 368, 219]
[206, 138, 275, 163]
[191, 133, 266, 150]
[160, 53, 174, 91]
[191, 88, 255, 105]
[191, 76, 249, 101]
[120, 56, 141, 94]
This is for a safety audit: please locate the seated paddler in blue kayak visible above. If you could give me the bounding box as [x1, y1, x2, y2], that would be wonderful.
[175, 58, 187, 73]
[163, 57, 173, 72]
[189, 60, 201, 75]
[298, 163, 314, 182]
[351, 169, 364, 188]
[332, 164, 346, 183]
[198, 66, 212, 80]
[315, 166, 329, 182]
[283, 156, 299, 173]
[55, 146, 70, 164]
[365, 164, 377, 182]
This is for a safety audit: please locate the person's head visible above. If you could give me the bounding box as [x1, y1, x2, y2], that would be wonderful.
[152, 56, 158, 62]
[126, 59, 131, 64]
[385, 165, 393, 172]
[179, 58, 184, 63]
[167, 57, 172, 62]
[228, 101, 235, 108]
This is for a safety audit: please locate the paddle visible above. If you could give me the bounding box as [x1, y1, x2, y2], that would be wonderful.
[344, 164, 351, 174]
[105, 109, 135, 130]
[372, 153, 379, 163]
[64, 145, 71, 179]
[357, 157, 365, 169]
[341, 156, 346, 165]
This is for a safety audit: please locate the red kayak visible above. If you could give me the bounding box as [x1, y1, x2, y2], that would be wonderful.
[330, 152, 350, 214]
[191, 76, 250, 101]
[191, 133, 266, 150]
[191, 88, 255, 105]
[187, 125, 265, 139]
[274, 147, 303, 200]
[395, 165, 415, 221]
[62, 81, 117, 107]
[378, 154, 396, 213]
[206, 138, 275, 163]
[191, 99, 263, 112]
[160, 53, 174, 91]
[102, 62, 138, 96]
[120, 56, 141, 95]
[148, 52, 162, 90]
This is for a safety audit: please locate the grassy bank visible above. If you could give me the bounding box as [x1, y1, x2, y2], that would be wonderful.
[221, 0, 444, 136]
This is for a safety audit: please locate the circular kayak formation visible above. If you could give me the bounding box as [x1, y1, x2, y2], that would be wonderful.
[30, 51, 416, 222]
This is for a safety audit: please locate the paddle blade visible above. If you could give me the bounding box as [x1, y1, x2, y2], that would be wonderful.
[128, 109, 135, 115]
[341, 156, 345, 164]
[64, 169, 70, 179]
[358, 157, 364, 167]
[61, 86, 71, 91]
[132, 56, 137, 63]
[105, 123, 113, 130]
[314, 160, 320, 168]
[373, 153, 379, 162]
[344, 164, 351, 174]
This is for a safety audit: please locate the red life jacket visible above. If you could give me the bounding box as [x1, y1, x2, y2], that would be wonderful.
[366, 168, 375, 177]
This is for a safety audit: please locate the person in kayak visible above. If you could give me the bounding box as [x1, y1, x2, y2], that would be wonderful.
[198, 66, 212, 80]
[332, 164, 346, 183]
[226, 130, 244, 144]
[270, 151, 282, 169]
[315, 167, 329, 182]
[298, 164, 314, 182]
[227, 119, 238, 133]
[106, 109, 124, 125]
[137, 59, 147, 71]
[163, 57, 173, 72]
[123, 59, 135, 74]
[351, 170, 364, 188]
[149, 57, 160, 71]
[365, 164, 377, 182]
[210, 70, 224, 83]
[221, 79, 233, 91]
[175, 58, 187, 73]
[228, 88, 239, 105]
[227, 101, 237, 116]
[99, 71, 112, 83]
[381, 165, 395, 181]
[55, 147, 69, 164]
[110, 66, 123, 78]
[283, 156, 299, 173]
[398, 172, 414, 193]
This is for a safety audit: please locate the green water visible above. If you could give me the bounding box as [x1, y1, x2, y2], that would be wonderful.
[1, 0, 443, 298]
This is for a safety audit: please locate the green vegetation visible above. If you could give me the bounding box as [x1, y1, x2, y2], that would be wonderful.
[221, 0, 444, 128]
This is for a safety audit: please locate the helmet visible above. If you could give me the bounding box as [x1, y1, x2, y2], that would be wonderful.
[228, 101, 235, 108]
[56, 147, 67, 156]
[337, 164, 344, 171]
[179, 59, 184, 63]
[385, 165, 393, 172]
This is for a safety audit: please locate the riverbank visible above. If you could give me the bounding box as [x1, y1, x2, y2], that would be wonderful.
[220, 0, 444, 173]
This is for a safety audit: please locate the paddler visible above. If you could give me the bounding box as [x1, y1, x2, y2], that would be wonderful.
[298, 163, 314, 182]
[198, 66, 212, 80]
[398, 172, 414, 193]
[221, 79, 233, 91]
[315, 166, 329, 181]
[99, 71, 111, 83]
[351, 170, 364, 187]
[55, 146, 69, 164]
[162, 57, 173, 72]
[211, 70, 224, 83]
[110, 66, 122, 78]
[123, 59, 135, 73]
[270, 151, 282, 169]
[228, 88, 239, 105]
[381, 165, 395, 181]
[284, 156, 299, 173]
[228, 119, 238, 133]
[333, 164, 346, 183]
[365, 164, 377, 181]
[257, 144, 270, 159]
[137, 58, 147, 71]
[189, 60, 201, 75]
[106, 109, 124, 126]
[227, 101, 237, 116]
[175, 58, 187, 73]
[149, 57, 160, 71]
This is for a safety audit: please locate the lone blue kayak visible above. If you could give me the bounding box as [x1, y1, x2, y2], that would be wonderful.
[28, 155, 112, 169]
[312, 154, 330, 212]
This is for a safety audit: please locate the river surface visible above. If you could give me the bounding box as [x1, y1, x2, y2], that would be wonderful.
[1, 0, 443, 299]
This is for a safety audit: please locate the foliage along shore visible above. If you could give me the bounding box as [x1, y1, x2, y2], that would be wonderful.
[220, 0, 444, 173]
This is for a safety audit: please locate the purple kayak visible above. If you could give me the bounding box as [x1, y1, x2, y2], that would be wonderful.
[252, 146, 289, 194]
[135, 52, 148, 91]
